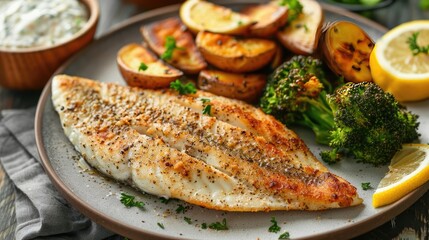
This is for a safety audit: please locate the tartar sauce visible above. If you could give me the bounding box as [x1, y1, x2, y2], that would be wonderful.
[0, 0, 88, 49]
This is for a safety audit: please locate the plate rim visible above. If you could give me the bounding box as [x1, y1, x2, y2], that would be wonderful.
[320, 0, 395, 12]
[34, 1, 428, 240]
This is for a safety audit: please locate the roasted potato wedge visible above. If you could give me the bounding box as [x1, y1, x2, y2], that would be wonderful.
[320, 21, 374, 83]
[141, 17, 207, 74]
[117, 43, 183, 89]
[198, 69, 267, 103]
[276, 0, 324, 55]
[241, 3, 288, 38]
[270, 43, 284, 70]
[196, 31, 277, 73]
[180, 0, 254, 35]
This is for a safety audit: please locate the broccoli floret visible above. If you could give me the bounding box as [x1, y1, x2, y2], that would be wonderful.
[260, 56, 420, 166]
[260, 56, 340, 144]
[323, 82, 420, 165]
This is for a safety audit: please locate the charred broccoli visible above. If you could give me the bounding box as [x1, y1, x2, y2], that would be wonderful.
[260, 55, 420, 165]
[260, 56, 340, 143]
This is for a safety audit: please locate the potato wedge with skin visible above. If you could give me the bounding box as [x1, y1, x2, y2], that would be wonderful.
[270, 43, 284, 70]
[241, 3, 288, 38]
[180, 0, 254, 35]
[141, 17, 207, 74]
[276, 0, 324, 55]
[198, 69, 267, 103]
[196, 31, 277, 73]
[320, 21, 374, 83]
[117, 43, 183, 89]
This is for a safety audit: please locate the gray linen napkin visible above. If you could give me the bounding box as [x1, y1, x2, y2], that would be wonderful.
[0, 108, 115, 240]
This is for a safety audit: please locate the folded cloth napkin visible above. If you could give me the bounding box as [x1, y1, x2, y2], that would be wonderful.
[0, 108, 115, 240]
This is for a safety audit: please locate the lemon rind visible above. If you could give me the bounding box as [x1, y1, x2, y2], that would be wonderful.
[372, 144, 429, 208]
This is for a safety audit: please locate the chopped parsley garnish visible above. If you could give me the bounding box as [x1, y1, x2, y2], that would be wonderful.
[176, 204, 190, 214]
[238, 20, 243, 26]
[170, 80, 197, 95]
[157, 222, 165, 229]
[200, 98, 211, 104]
[138, 62, 148, 71]
[268, 217, 281, 233]
[208, 218, 229, 230]
[279, 231, 291, 239]
[202, 104, 212, 116]
[407, 32, 429, 56]
[279, 0, 303, 23]
[161, 36, 184, 60]
[120, 193, 145, 208]
[361, 182, 373, 190]
[159, 197, 171, 204]
[201, 223, 208, 229]
[184, 217, 192, 224]
[201, 98, 212, 115]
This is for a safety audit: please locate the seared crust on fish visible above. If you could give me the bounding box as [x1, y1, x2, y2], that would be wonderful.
[52, 75, 362, 211]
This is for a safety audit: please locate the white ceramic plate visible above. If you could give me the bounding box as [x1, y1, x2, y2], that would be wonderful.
[35, 1, 429, 239]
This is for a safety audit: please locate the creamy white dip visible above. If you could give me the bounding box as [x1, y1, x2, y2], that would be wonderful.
[0, 0, 88, 49]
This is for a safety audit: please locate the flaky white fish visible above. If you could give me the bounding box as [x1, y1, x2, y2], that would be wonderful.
[52, 75, 362, 211]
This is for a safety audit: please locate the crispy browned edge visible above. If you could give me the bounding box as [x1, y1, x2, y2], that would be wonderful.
[34, 1, 429, 240]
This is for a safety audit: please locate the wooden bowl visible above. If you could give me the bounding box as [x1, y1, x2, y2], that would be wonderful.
[0, 0, 99, 90]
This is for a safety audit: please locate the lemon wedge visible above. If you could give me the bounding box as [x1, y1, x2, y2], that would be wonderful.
[372, 144, 429, 208]
[179, 0, 253, 35]
[370, 20, 429, 102]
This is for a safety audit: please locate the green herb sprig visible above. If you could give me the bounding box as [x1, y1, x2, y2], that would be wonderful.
[176, 204, 190, 214]
[138, 62, 148, 71]
[120, 193, 145, 208]
[268, 217, 281, 233]
[202, 105, 212, 115]
[201, 219, 229, 230]
[279, 0, 303, 23]
[361, 182, 373, 190]
[279, 231, 291, 239]
[159, 197, 171, 204]
[161, 36, 184, 61]
[184, 217, 192, 224]
[200, 98, 210, 104]
[407, 32, 429, 56]
[201, 98, 212, 116]
[170, 80, 197, 95]
[208, 218, 229, 230]
[157, 222, 165, 229]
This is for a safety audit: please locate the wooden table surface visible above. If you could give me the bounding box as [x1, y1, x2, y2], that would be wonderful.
[0, 0, 428, 239]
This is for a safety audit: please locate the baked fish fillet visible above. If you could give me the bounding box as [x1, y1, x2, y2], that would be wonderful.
[52, 75, 362, 211]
